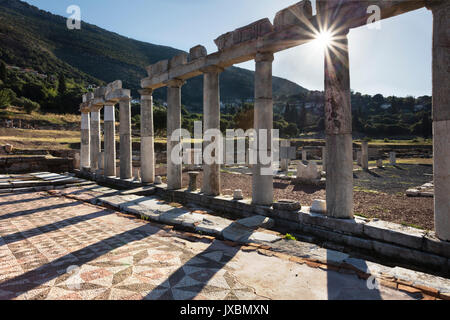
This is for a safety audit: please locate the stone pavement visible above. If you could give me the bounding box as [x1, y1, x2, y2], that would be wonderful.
[0, 190, 416, 300]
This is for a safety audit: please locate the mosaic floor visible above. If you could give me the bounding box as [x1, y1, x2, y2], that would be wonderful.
[0, 190, 414, 300]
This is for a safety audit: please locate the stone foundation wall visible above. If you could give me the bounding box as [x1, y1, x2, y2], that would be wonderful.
[0, 156, 73, 174]
[156, 187, 450, 276]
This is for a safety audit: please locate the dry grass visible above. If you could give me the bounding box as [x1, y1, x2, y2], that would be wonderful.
[0, 106, 80, 125]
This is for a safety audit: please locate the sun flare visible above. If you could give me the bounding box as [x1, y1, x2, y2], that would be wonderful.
[315, 31, 333, 49]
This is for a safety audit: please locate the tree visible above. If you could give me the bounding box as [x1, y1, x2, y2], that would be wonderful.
[298, 103, 307, 130]
[422, 112, 431, 139]
[0, 88, 16, 107]
[233, 103, 254, 131]
[372, 94, 385, 107]
[58, 73, 67, 96]
[0, 61, 6, 83]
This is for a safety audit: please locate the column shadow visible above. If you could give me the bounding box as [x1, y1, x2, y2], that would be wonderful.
[0, 209, 113, 246]
[0, 201, 82, 221]
[326, 251, 382, 300]
[0, 224, 160, 299]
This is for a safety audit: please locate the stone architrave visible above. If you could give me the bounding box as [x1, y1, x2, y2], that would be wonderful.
[214, 18, 274, 51]
[273, 0, 313, 31]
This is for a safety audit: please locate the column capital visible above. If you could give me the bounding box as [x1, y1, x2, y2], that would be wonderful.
[104, 102, 116, 107]
[90, 105, 103, 112]
[139, 88, 153, 97]
[255, 52, 274, 63]
[166, 79, 185, 88]
[426, 0, 450, 11]
[201, 65, 224, 74]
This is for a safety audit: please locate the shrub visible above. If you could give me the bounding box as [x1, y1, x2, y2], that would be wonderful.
[0, 88, 16, 107]
[285, 233, 297, 241]
[14, 96, 40, 114]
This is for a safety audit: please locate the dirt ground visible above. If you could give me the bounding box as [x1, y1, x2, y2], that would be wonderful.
[154, 163, 434, 231]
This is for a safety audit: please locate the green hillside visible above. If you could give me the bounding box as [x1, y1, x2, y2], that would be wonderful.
[0, 0, 307, 112]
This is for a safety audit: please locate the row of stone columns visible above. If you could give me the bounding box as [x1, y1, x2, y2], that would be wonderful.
[80, 1, 448, 241]
[79, 83, 133, 182]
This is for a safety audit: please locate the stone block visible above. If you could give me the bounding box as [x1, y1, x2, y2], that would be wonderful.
[246, 232, 281, 244]
[235, 215, 274, 230]
[273, 199, 301, 211]
[301, 210, 364, 235]
[83, 92, 94, 102]
[233, 189, 244, 200]
[310, 199, 326, 214]
[189, 45, 207, 61]
[214, 32, 234, 51]
[106, 80, 122, 93]
[195, 215, 234, 236]
[105, 88, 131, 103]
[222, 223, 254, 242]
[146, 59, 169, 77]
[363, 220, 425, 250]
[273, 0, 313, 31]
[169, 53, 188, 69]
[343, 257, 391, 276]
[423, 233, 450, 259]
[233, 18, 273, 44]
[214, 18, 273, 51]
[94, 87, 107, 99]
[296, 161, 321, 182]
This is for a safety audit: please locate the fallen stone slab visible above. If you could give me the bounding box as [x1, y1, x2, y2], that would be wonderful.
[222, 223, 254, 242]
[246, 232, 281, 244]
[159, 208, 202, 227]
[195, 215, 234, 236]
[119, 186, 156, 196]
[97, 194, 144, 209]
[235, 215, 274, 230]
[388, 267, 450, 294]
[120, 197, 162, 221]
[343, 257, 392, 276]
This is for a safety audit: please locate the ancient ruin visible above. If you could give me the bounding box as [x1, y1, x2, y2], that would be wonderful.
[76, 0, 449, 243]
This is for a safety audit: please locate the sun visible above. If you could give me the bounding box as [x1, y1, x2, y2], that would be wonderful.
[314, 30, 333, 49]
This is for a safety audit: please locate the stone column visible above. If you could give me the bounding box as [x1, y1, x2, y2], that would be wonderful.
[361, 141, 369, 171]
[322, 146, 327, 172]
[166, 79, 184, 190]
[324, 30, 353, 219]
[389, 152, 396, 165]
[119, 97, 132, 180]
[140, 89, 155, 184]
[252, 52, 274, 206]
[302, 149, 307, 161]
[280, 140, 290, 172]
[90, 109, 101, 171]
[428, 2, 450, 241]
[202, 66, 223, 196]
[103, 103, 116, 177]
[80, 111, 90, 169]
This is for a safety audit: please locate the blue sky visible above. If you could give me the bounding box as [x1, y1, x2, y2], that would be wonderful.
[26, 0, 432, 97]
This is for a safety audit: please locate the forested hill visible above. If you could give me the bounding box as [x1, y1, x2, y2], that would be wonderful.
[0, 0, 307, 111]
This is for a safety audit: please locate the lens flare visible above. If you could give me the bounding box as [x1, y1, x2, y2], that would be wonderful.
[315, 31, 332, 48]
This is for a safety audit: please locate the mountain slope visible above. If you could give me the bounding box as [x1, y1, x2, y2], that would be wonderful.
[0, 0, 308, 111]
